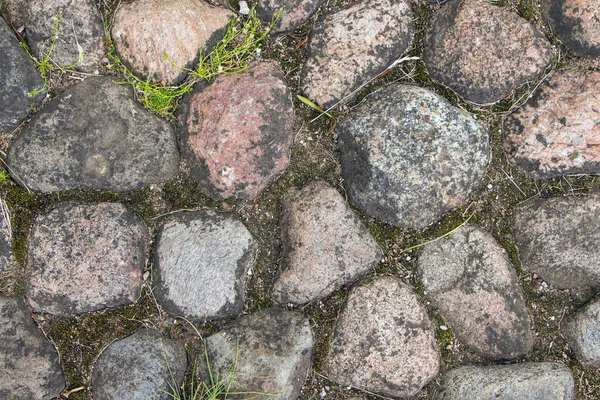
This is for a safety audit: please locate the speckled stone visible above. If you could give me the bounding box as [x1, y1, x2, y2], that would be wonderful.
[543, 0, 600, 58]
[504, 69, 600, 179]
[423, 0, 552, 104]
[337, 84, 489, 229]
[301, 0, 414, 108]
[564, 298, 600, 368]
[112, 0, 233, 84]
[418, 225, 534, 360]
[323, 276, 441, 398]
[177, 62, 294, 200]
[0, 200, 14, 276]
[256, 0, 324, 32]
[25, 203, 148, 317]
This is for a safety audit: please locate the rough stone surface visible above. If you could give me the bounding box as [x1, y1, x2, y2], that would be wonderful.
[504, 69, 600, 179]
[513, 193, 600, 290]
[418, 225, 534, 360]
[178, 62, 294, 200]
[337, 84, 489, 229]
[154, 210, 257, 320]
[564, 298, 600, 368]
[256, 0, 323, 32]
[301, 0, 414, 108]
[25, 203, 147, 317]
[0, 296, 66, 399]
[203, 308, 313, 399]
[0, 18, 45, 132]
[92, 329, 186, 400]
[0, 201, 15, 275]
[112, 0, 233, 84]
[436, 363, 575, 400]
[7, 76, 179, 192]
[543, 0, 600, 58]
[272, 181, 381, 304]
[423, 0, 552, 104]
[26, 0, 105, 72]
[323, 276, 441, 398]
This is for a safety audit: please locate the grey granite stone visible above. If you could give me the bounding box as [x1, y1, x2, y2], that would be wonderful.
[564, 298, 600, 368]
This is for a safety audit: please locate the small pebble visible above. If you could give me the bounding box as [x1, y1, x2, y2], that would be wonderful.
[239, 1, 250, 15]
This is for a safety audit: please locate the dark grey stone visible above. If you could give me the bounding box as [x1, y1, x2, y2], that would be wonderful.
[256, 0, 323, 32]
[543, 0, 600, 58]
[0, 200, 15, 275]
[564, 298, 600, 368]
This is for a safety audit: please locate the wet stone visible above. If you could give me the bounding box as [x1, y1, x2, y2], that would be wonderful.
[25, 203, 147, 317]
[154, 210, 257, 320]
[0, 296, 66, 400]
[203, 308, 313, 399]
[92, 329, 187, 400]
[0, 202, 15, 275]
[323, 276, 441, 398]
[7, 76, 179, 192]
[301, 0, 414, 108]
[504, 69, 600, 179]
[256, 0, 323, 32]
[112, 0, 233, 84]
[543, 0, 600, 58]
[178, 62, 294, 200]
[564, 298, 600, 368]
[337, 84, 489, 229]
[423, 0, 552, 104]
[272, 181, 381, 305]
[418, 225, 534, 360]
[513, 193, 600, 290]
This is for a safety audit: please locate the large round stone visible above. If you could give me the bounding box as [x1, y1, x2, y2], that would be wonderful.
[256, 0, 324, 32]
[543, 0, 600, 58]
[564, 298, 600, 368]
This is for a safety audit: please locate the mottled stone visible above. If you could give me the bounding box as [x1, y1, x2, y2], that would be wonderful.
[564, 298, 600, 367]
[543, 0, 600, 58]
[0, 201, 15, 275]
[26, 203, 147, 317]
[26, 0, 105, 72]
[203, 308, 313, 399]
[0, 296, 66, 399]
[154, 210, 257, 320]
[323, 276, 441, 398]
[7, 76, 179, 192]
[423, 0, 552, 104]
[256, 0, 323, 32]
[513, 193, 600, 290]
[505, 69, 600, 179]
[92, 329, 186, 400]
[302, 0, 414, 108]
[337, 84, 489, 229]
[272, 181, 381, 304]
[178, 62, 294, 200]
[112, 0, 233, 84]
[436, 363, 575, 400]
[418, 225, 534, 360]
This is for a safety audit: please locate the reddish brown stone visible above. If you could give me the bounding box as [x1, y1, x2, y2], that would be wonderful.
[543, 0, 600, 58]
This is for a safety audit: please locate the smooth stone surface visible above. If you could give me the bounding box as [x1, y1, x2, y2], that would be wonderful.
[504, 69, 600, 179]
[8, 76, 179, 192]
[203, 308, 313, 399]
[0, 200, 15, 275]
[323, 276, 441, 398]
[154, 210, 257, 320]
[112, 0, 233, 84]
[337, 84, 489, 229]
[543, 0, 600, 58]
[0, 296, 66, 399]
[435, 363, 575, 400]
[272, 181, 381, 304]
[423, 0, 552, 104]
[26, 203, 147, 317]
[92, 329, 187, 400]
[418, 225, 534, 360]
[178, 62, 294, 200]
[564, 298, 600, 368]
[301, 0, 414, 108]
[256, 0, 323, 32]
[513, 193, 600, 290]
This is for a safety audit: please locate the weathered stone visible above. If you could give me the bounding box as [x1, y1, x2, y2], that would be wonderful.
[92, 329, 186, 400]
[26, 0, 105, 72]
[337, 84, 489, 229]
[435, 363, 575, 400]
[154, 210, 257, 320]
[423, 0, 552, 104]
[0, 18, 45, 132]
[178, 62, 294, 200]
[112, 0, 233, 84]
[272, 181, 381, 304]
[301, 0, 414, 108]
[256, 0, 323, 32]
[323, 276, 440, 398]
[0, 200, 14, 275]
[7, 76, 179, 192]
[203, 308, 313, 399]
[504, 69, 600, 179]
[0, 296, 66, 399]
[418, 225, 534, 360]
[25, 203, 147, 317]
[513, 193, 600, 290]
[564, 298, 600, 367]
[543, 0, 600, 58]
